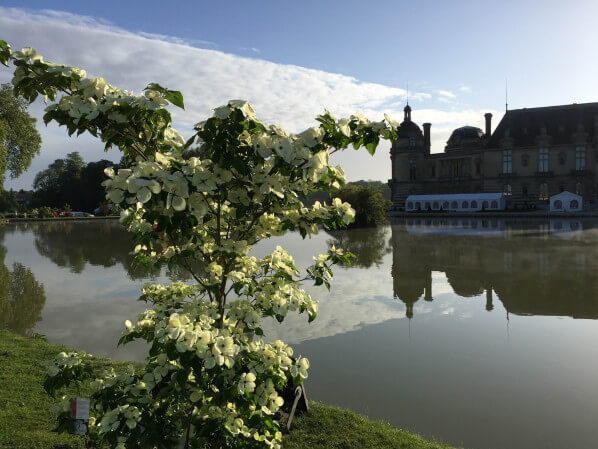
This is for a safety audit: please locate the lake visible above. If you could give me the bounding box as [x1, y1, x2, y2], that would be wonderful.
[2, 218, 598, 449]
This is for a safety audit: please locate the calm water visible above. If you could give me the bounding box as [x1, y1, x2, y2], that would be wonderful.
[2, 218, 598, 449]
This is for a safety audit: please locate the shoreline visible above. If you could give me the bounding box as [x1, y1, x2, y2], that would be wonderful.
[3, 215, 119, 223]
[0, 330, 458, 449]
[388, 210, 598, 218]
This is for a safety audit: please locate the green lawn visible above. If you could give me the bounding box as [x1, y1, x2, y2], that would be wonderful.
[0, 330, 459, 449]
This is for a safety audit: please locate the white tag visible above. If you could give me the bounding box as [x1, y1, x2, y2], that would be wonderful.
[74, 398, 90, 420]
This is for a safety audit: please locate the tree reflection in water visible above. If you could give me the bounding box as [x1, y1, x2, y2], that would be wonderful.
[326, 226, 391, 268]
[0, 226, 46, 336]
[31, 220, 196, 281]
[390, 218, 598, 320]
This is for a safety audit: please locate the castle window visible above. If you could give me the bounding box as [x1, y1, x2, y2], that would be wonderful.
[409, 160, 416, 180]
[539, 182, 549, 200]
[407, 201, 413, 210]
[471, 201, 478, 209]
[576, 182, 583, 196]
[431, 165, 436, 177]
[503, 184, 512, 196]
[409, 136, 416, 147]
[538, 148, 549, 172]
[442, 201, 449, 209]
[433, 201, 439, 209]
[521, 154, 529, 167]
[502, 150, 512, 173]
[451, 201, 458, 209]
[570, 199, 580, 209]
[482, 200, 489, 209]
[576, 146, 586, 170]
[475, 160, 481, 175]
[558, 152, 566, 165]
[490, 200, 498, 209]
[461, 201, 469, 208]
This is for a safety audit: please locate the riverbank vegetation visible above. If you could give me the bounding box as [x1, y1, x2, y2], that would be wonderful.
[0, 331, 458, 449]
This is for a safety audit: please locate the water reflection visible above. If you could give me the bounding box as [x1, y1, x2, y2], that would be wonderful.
[0, 226, 46, 336]
[389, 218, 598, 320]
[325, 226, 391, 268]
[28, 221, 196, 281]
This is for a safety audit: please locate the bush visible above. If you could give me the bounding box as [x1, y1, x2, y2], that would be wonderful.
[334, 185, 390, 227]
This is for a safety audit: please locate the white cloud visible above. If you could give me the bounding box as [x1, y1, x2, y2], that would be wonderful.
[459, 85, 472, 92]
[437, 89, 456, 99]
[0, 7, 493, 189]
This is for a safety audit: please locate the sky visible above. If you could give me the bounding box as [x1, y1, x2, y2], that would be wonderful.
[1, 0, 598, 190]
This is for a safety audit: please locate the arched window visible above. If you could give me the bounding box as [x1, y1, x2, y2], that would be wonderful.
[491, 200, 498, 209]
[407, 201, 413, 210]
[461, 201, 469, 208]
[433, 201, 439, 209]
[482, 200, 489, 209]
[570, 199, 579, 209]
[554, 200, 563, 209]
[415, 202, 421, 210]
[425, 202, 431, 210]
[409, 160, 417, 180]
[521, 154, 529, 167]
[442, 201, 449, 209]
[451, 201, 458, 209]
[471, 200, 478, 208]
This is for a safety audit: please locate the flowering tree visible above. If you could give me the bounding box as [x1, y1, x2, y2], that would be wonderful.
[1, 40, 397, 449]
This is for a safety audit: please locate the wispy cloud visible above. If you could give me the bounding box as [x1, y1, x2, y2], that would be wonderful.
[459, 85, 472, 92]
[0, 7, 493, 188]
[437, 89, 456, 99]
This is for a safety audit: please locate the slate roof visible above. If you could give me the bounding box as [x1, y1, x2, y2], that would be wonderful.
[486, 102, 598, 148]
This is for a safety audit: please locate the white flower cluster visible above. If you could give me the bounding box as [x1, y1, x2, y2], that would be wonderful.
[43, 351, 88, 377]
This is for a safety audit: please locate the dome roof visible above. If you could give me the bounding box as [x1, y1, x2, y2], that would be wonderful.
[449, 126, 484, 140]
[397, 119, 422, 137]
[446, 126, 485, 151]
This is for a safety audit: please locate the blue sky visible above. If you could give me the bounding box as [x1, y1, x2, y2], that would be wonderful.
[1, 0, 598, 189]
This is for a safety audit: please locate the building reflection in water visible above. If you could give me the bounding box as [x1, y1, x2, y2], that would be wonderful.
[389, 217, 598, 320]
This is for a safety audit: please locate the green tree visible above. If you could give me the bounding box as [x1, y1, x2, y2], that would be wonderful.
[0, 188, 17, 212]
[0, 83, 42, 190]
[334, 184, 390, 227]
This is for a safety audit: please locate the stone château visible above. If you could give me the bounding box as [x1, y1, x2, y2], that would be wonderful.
[389, 102, 598, 209]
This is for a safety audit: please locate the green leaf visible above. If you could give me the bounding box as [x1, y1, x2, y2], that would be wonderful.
[145, 82, 185, 109]
[0, 40, 11, 66]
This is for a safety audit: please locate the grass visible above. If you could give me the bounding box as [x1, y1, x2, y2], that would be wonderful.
[0, 330, 459, 449]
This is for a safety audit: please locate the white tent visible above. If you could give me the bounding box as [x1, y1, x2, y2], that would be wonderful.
[405, 193, 506, 212]
[549, 191, 583, 212]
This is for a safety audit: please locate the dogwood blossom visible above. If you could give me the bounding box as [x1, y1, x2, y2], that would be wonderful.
[1, 42, 397, 449]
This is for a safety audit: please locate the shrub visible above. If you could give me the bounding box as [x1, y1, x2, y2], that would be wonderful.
[1, 40, 397, 449]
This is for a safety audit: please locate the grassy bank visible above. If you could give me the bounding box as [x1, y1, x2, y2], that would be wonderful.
[0, 331, 458, 449]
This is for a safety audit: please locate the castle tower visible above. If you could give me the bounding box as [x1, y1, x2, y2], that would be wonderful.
[388, 104, 429, 209]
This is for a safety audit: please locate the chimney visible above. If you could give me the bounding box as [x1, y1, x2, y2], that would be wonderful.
[423, 123, 431, 148]
[484, 113, 492, 137]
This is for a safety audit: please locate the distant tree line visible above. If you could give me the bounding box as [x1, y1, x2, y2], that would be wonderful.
[0, 151, 119, 214]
